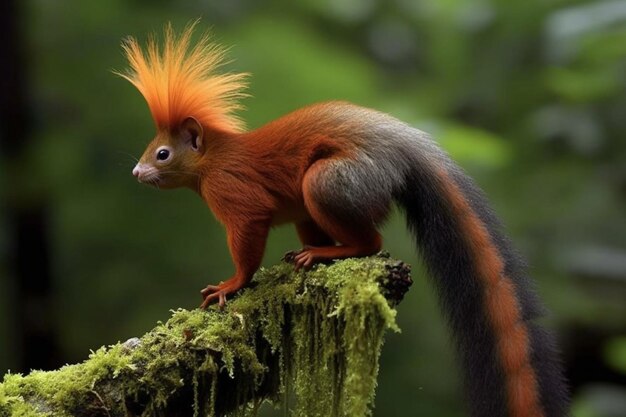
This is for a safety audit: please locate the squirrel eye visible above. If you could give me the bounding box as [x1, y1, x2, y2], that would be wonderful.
[156, 149, 170, 161]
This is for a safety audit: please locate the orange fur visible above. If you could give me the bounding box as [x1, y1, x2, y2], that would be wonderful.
[439, 169, 545, 417]
[117, 21, 248, 133]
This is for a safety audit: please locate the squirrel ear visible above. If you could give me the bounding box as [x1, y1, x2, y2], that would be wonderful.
[181, 116, 204, 152]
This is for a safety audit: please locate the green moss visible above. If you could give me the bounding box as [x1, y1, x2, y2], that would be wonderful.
[0, 256, 406, 417]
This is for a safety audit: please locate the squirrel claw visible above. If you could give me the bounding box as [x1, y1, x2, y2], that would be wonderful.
[200, 284, 228, 309]
[282, 250, 300, 263]
[282, 246, 313, 264]
[200, 284, 220, 297]
[293, 249, 317, 271]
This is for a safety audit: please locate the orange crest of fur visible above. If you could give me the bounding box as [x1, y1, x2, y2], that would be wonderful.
[117, 21, 248, 133]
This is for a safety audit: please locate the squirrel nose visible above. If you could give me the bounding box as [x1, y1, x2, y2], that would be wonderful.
[132, 165, 140, 177]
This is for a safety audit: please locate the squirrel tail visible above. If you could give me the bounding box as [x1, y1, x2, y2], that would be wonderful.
[396, 158, 569, 417]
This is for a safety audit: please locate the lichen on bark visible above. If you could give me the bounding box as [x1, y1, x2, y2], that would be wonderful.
[0, 254, 412, 417]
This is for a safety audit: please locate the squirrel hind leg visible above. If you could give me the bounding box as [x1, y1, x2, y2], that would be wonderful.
[282, 220, 335, 264]
[290, 211, 382, 270]
[290, 161, 385, 270]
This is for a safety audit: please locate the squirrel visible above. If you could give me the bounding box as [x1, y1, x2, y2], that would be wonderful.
[118, 23, 570, 417]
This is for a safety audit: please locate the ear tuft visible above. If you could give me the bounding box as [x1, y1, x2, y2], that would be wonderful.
[181, 116, 204, 152]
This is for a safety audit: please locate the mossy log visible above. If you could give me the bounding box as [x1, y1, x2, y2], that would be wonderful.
[0, 254, 412, 417]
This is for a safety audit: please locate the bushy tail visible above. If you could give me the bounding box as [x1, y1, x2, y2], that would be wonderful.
[395, 162, 569, 417]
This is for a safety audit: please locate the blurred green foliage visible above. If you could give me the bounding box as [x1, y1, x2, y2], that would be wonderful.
[1, 0, 626, 416]
[605, 337, 626, 375]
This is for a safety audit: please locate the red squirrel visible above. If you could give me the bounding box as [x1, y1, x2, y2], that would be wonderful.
[118, 23, 569, 417]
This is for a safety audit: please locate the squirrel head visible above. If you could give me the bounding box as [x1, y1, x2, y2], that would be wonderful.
[131, 116, 205, 189]
[117, 21, 248, 189]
